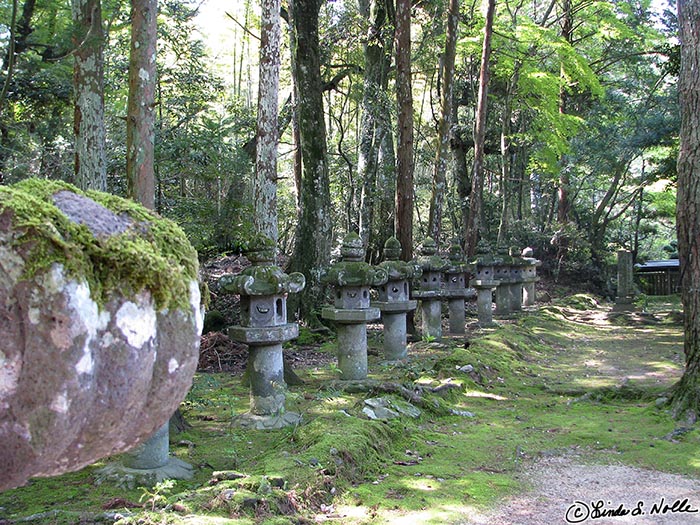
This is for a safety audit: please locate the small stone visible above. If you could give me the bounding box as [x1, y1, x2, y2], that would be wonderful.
[365, 397, 390, 409]
[362, 406, 400, 420]
[458, 364, 474, 373]
[390, 399, 421, 418]
[655, 397, 669, 408]
[450, 409, 476, 418]
[309, 457, 320, 467]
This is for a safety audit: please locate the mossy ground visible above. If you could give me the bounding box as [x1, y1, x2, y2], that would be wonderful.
[0, 295, 694, 524]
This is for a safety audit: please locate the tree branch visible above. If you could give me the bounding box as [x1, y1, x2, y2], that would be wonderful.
[225, 11, 260, 41]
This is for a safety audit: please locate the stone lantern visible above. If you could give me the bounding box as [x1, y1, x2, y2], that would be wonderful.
[442, 239, 473, 335]
[521, 247, 541, 307]
[412, 237, 449, 341]
[322, 233, 388, 380]
[469, 239, 500, 326]
[373, 237, 421, 360]
[219, 236, 306, 429]
[493, 244, 514, 315]
[508, 246, 527, 312]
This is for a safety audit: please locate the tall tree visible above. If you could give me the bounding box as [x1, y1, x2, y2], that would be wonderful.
[357, 0, 389, 247]
[395, 0, 414, 261]
[254, 0, 282, 242]
[671, 0, 700, 421]
[428, 0, 460, 245]
[556, 0, 573, 225]
[464, 0, 495, 256]
[126, 0, 157, 209]
[72, 0, 106, 191]
[288, 0, 332, 324]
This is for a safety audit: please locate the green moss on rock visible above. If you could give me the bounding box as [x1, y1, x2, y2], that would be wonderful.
[0, 178, 199, 310]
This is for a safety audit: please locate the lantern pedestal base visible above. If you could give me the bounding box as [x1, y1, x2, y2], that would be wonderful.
[95, 459, 194, 489]
[95, 422, 194, 487]
[418, 300, 442, 341]
[233, 411, 302, 430]
[471, 280, 499, 327]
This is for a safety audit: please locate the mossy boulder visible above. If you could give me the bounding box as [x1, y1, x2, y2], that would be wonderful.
[0, 179, 203, 491]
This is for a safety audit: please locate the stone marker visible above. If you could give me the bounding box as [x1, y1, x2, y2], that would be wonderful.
[219, 236, 306, 429]
[412, 237, 449, 341]
[614, 249, 635, 311]
[322, 233, 388, 380]
[469, 240, 500, 326]
[0, 179, 202, 491]
[493, 244, 514, 315]
[442, 239, 473, 335]
[373, 237, 421, 360]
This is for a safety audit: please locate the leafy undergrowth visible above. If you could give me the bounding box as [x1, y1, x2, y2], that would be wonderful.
[0, 294, 694, 525]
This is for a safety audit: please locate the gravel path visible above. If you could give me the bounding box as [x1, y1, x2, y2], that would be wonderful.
[466, 455, 700, 525]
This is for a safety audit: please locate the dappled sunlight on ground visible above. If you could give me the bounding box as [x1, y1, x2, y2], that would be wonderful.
[464, 391, 509, 401]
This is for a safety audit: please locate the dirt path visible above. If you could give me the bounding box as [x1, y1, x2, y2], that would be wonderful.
[463, 306, 699, 525]
[469, 455, 700, 525]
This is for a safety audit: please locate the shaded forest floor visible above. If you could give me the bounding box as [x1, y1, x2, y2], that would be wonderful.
[1, 294, 697, 525]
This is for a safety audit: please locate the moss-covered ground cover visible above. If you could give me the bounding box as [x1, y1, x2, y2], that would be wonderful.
[0, 295, 693, 524]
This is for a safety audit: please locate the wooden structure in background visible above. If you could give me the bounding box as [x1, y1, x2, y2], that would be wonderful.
[635, 259, 681, 295]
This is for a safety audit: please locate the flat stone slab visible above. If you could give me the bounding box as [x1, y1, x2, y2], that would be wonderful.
[362, 397, 421, 420]
[322, 307, 380, 323]
[228, 323, 299, 345]
[470, 279, 500, 288]
[372, 300, 417, 313]
[442, 289, 476, 299]
[412, 290, 442, 299]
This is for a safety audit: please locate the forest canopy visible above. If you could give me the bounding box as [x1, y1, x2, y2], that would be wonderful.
[0, 0, 680, 291]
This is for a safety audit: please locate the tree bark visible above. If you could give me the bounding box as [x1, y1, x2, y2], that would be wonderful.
[553, 0, 573, 276]
[428, 0, 459, 246]
[671, 0, 700, 422]
[464, 0, 495, 257]
[253, 0, 282, 243]
[357, 0, 386, 245]
[395, 0, 414, 261]
[497, 64, 519, 244]
[126, 0, 157, 210]
[287, 0, 333, 325]
[72, 0, 107, 192]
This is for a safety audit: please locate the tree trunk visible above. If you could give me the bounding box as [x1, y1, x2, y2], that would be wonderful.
[72, 0, 107, 192]
[287, 0, 333, 325]
[395, 0, 414, 262]
[126, 0, 157, 210]
[357, 0, 386, 245]
[497, 66, 518, 244]
[428, 0, 459, 246]
[671, 0, 700, 422]
[254, 0, 282, 243]
[464, 0, 495, 257]
[374, 103, 396, 261]
[554, 0, 573, 272]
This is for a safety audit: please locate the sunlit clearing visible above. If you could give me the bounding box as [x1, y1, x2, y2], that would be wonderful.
[402, 477, 440, 492]
[382, 504, 486, 525]
[465, 390, 508, 400]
